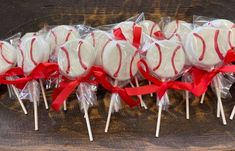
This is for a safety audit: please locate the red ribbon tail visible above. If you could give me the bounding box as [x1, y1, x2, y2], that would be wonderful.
[51, 80, 80, 111]
[132, 26, 142, 48]
[113, 28, 127, 40]
[154, 31, 166, 40]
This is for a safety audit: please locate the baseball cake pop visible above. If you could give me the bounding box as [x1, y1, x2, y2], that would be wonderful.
[102, 40, 140, 132]
[145, 39, 186, 137]
[185, 26, 229, 125]
[57, 39, 96, 141]
[17, 35, 50, 130]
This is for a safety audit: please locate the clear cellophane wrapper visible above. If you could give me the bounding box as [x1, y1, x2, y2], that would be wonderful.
[43, 24, 93, 89]
[112, 80, 132, 112]
[92, 13, 145, 110]
[18, 80, 40, 104]
[76, 82, 98, 112]
[142, 33, 192, 110]
[96, 12, 145, 32]
[211, 72, 235, 99]
[14, 30, 49, 103]
[55, 24, 100, 111]
[192, 15, 235, 98]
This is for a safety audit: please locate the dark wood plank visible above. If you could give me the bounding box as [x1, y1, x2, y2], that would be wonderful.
[0, 0, 234, 39]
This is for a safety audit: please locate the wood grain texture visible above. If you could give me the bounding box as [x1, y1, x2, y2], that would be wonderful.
[0, 0, 235, 150]
[0, 0, 234, 38]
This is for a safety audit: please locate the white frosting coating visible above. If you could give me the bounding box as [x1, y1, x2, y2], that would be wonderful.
[57, 39, 96, 78]
[0, 41, 16, 74]
[46, 25, 80, 55]
[112, 21, 142, 44]
[139, 20, 161, 37]
[102, 40, 140, 81]
[17, 35, 50, 74]
[203, 19, 234, 29]
[85, 30, 112, 65]
[21, 32, 37, 42]
[203, 19, 235, 48]
[185, 27, 230, 69]
[163, 20, 193, 43]
[146, 40, 185, 79]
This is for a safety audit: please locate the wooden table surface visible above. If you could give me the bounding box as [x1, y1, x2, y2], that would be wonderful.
[0, 0, 235, 150]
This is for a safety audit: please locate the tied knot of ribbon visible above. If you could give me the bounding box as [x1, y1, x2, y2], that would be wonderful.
[191, 49, 235, 96]
[52, 66, 140, 111]
[125, 59, 193, 99]
[0, 63, 59, 89]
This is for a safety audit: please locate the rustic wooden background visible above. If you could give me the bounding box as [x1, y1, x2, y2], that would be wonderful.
[0, 0, 235, 150]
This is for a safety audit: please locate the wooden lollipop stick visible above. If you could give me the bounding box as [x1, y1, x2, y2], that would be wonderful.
[149, 81, 153, 97]
[63, 101, 67, 111]
[186, 91, 190, 119]
[11, 85, 28, 115]
[217, 99, 220, 118]
[7, 84, 13, 98]
[39, 79, 49, 109]
[156, 95, 163, 137]
[7, 77, 28, 114]
[215, 77, 226, 125]
[230, 105, 235, 120]
[135, 77, 147, 109]
[29, 81, 39, 130]
[200, 93, 205, 104]
[82, 98, 93, 141]
[33, 96, 38, 131]
[105, 80, 118, 133]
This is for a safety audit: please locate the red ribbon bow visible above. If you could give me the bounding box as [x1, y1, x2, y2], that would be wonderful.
[191, 49, 235, 96]
[125, 59, 193, 99]
[0, 63, 59, 89]
[51, 66, 140, 111]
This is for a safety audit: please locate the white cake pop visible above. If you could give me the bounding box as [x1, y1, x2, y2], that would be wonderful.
[102, 40, 140, 81]
[57, 39, 96, 79]
[46, 25, 80, 55]
[146, 40, 186, 79]
[203, 19, 235, 48]
[85, 30, 112, 65]
[18, 35, 50, 74]
[0, 41, 16, 74]
[185, 27, 230, 69]
[112, 21, 142, 44]
[58, 39, 96, 141]
[163, 20, 193, 42]
[139, 20, 161, 37]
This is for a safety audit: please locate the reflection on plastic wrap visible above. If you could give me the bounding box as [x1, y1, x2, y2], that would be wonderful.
[45, 74, 61, 90]
[19, 80, 40, 104]
[76, 82, 98, 112]
[157, 92, 170, 111]
[211, 73, 235, 99]
[111, 93, 122, 113]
